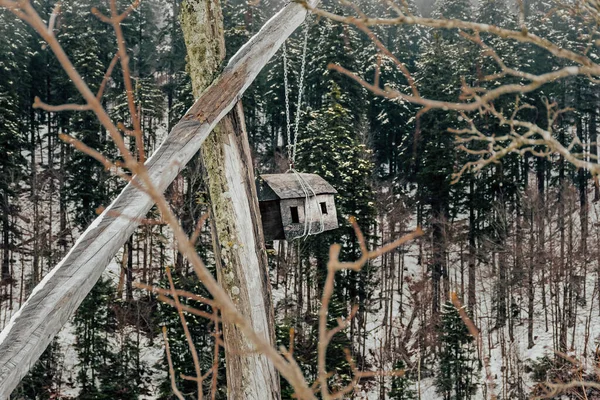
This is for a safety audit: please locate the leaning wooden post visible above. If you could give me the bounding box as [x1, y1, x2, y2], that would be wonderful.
[180, 0, 279, 398]
[0, 0, 316, 396]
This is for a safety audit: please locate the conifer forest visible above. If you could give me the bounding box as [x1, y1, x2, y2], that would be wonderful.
[3, 0, 600, 398]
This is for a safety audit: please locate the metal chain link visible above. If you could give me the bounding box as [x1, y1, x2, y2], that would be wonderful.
[283, 19, 310, 169]
[292, 21, 310, 164]
[283, 18, 326, 240]
[283, 42, 292, 164]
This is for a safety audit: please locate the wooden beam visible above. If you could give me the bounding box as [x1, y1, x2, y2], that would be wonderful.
[0, 1, 316, 396]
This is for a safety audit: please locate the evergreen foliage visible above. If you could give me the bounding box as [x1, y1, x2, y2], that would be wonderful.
[435, 302, 479, 400]
[0, 8, 29, 280]
[389, 360, 416, 400]
[73, 279, 116, 397]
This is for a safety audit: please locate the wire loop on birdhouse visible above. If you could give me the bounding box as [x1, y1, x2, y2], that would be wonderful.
[288, 169, 325, 239]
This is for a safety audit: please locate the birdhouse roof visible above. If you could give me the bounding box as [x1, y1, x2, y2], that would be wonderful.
[258, 173, 337, 201]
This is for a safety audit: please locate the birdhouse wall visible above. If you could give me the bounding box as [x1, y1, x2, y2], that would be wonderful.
[259, 200, 285, 241]
[280, 194, 338, 241]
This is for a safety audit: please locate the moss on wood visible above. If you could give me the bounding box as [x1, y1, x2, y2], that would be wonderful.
[180, 0, 225, 97]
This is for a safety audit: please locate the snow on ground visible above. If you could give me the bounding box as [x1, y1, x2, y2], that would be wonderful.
[319, 194, 600, 399]
[7, 171, 600, 398]
[54, 261, 167, 399]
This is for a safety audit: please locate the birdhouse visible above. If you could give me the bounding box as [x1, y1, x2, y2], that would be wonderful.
[257, 173, 339, 241]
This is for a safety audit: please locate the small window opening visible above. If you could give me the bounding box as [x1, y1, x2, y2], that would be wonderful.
[290, 206, 300, 223]
[320, 202, 328, 215]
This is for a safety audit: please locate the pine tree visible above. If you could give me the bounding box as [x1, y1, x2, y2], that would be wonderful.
[473, 0, 522, 330]
[0, 8, 29, 281]
[389, 360, 416, 400]
[156, 270, 226, 399]
[290, 82, 375, 389]
[98, 328, 145, 399]
[435, 302, 479, 400]
[296, 82, 376, 300]
[111, 77, 165, 153]
[222, 0, 269, 147]
[307, 3, 365, 120]
[73, 278, 117, 398]
[59, 0, 118, 228]
[365, 0, 423, 179]
[157, 0, 193, 133]
[121, 0, 161, 79]
[411, 0, 476, 313]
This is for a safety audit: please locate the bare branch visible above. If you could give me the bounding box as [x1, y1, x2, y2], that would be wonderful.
[134, 282, 217, 308]
[47, 2, 60, 34]
[33, 97, 91, 112]
[97, 52, 119, 101]
[166, 266, 205, 398]
[306, 3, 597, 68]
[317, 223, 424, 399]
[102, 0, 145, 163]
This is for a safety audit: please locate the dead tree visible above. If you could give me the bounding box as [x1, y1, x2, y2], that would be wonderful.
[180, 0, 278, 398]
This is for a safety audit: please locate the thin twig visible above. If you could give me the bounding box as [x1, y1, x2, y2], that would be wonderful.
[97, 52, 119, 101]
[162, 326, 186, 400]
[166, 266, 204, 398]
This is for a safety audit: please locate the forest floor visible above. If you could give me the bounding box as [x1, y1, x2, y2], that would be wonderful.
[4, 199, 600, 399]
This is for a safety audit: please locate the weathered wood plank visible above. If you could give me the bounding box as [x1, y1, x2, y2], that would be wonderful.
[0, 1, 315, 396]
[259, 173, 338, 199]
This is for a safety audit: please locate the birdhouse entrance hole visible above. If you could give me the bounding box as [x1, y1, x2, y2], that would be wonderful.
[320, 202, 327, 214]
[290, 206, 300, 223]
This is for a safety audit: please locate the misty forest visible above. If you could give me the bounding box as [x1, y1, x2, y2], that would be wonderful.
[1, 0, 600, 398]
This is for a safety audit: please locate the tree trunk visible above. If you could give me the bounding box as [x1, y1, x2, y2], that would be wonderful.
[537, 157, 549, 331]
[126, 235, 134, 302]
[590, 109, 599, 201]
[527, 212, 535, 349]
[1, 194, 10, 281]
[495, 165, 507, 329]
[431, 198, 448, 315]
[59, 140, 68, 254]
[181, 1, 279, 398]
[31, 107, 40, 285]
[468, 179, 476, 313]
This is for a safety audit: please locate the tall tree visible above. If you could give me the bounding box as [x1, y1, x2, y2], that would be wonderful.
[435, 302, 479, 400]
[413, 0, 474, 314]
[180, 0, 279, 398]
[0, 8, 29, 282]
[389, 360, 416, 400]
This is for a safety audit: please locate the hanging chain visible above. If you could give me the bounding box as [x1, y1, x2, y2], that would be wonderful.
[283, 41, 292, 164]
[292, 21, 310, 164]
[283, 18, 326, 240]
[283, 19, 310, 169]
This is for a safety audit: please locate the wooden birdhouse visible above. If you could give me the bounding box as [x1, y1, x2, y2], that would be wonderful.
[257, 173, 338, 241]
